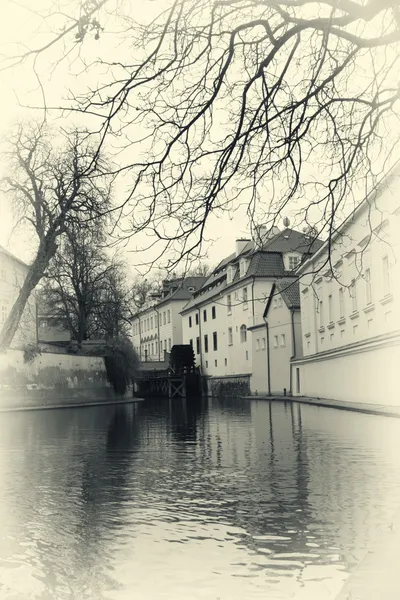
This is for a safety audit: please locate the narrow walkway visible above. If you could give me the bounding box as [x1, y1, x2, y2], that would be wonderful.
[244, 394, 400, 418]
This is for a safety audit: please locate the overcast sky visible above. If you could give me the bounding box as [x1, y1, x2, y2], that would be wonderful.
[0, 0, 258, 275]
[1, 0, 398, 276]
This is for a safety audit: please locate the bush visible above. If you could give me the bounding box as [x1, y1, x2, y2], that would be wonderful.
[103, 336, 139, 395]
[23, 343, 42, 364]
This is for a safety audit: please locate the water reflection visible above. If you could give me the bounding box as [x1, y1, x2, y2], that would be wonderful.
[0, 398, 400, 599]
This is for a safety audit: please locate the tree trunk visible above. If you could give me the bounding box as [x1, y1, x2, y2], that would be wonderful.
[0, 236, 58, 349]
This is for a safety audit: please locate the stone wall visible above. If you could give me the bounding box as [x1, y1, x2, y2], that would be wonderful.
[206, 374, 251, 398]
[0, 348, 108, 393]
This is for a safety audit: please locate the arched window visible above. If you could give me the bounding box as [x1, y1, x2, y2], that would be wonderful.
[240, 324, 247, 343]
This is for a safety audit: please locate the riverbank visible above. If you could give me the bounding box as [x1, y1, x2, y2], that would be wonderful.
[244, 394, 400, 417]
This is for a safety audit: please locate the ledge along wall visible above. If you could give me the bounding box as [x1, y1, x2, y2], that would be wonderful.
[0, 348, 118, 406]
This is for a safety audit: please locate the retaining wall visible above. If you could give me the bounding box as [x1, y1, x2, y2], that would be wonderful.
[0, 348, 107, 387]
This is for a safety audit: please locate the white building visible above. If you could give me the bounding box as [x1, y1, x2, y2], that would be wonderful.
[292, 165, 400, 405]
[131, 277, 206, 361]
[251, 279, 302, 395]
[181, 228, 322, 393]
[0, 245, 37, 348]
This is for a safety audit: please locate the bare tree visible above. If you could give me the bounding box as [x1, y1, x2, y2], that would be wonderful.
[5, 1, 400, 270]
[0, 123, 113, 348]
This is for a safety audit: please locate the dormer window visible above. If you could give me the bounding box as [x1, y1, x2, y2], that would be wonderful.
[227, 265, 236, 284]
[288, 255, 300, 270]
[239, 258, 249, 277]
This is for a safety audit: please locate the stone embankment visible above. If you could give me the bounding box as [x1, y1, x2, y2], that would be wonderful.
[0, 348, 143, 412]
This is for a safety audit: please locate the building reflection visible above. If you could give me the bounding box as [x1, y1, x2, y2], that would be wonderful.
[1, 398, 400, 599]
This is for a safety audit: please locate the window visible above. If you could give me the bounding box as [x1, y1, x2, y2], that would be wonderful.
[256, 338, 260, 351]
[227, 294, 232, 314]
[289, 255, 300, 270]
[189, 339, 193, 348]
[339, 287, 345, 318]
[215, 359, 218, 367]
[353, 324, 358, 335]
[212, 306, 216, 319]
[367, 319, 373, 330]
[319, 300, 324, 328]
[196, 337, 200, 354]
[168, 338, 171, 351]
[365, 268, 372, 304]
[243, 287, 248, 309]
[224, 358, 227, 366]
[227, 265, 235, 284]
[204, 334, 209, 353]
[240, 324, 247, 343]
[167, 310, 171, 324]
[350, 279, 357, 312]
[328, 294, 333, 323]
[239, 259, 248, 277]
[280, 334, 286, 347]
[164, 340, 167, 350]
[163, 312, 166, 325]
[203, 309, 207, 322]
[340, 329, 345, 338]
[195, 313, 199, 325]
[330, 333, 334, 342]
[261, 338, 266, 350]
[382, 255, 390, 296]
[189, 316, 192, 328]
[150, 317, 153, 329]
[205, 360, 208, 368]
[273, 335, 278, 348]
[228, 327, 233, 346]
[213, 332, 218, 351]
[245, 350, 249, 360]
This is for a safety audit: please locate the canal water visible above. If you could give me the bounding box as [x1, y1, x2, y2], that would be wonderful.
[1, 398, 400, 600]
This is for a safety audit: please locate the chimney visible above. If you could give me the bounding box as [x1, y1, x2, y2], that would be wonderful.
[254, 225, 280, 247]
[236, 238, 250, 256]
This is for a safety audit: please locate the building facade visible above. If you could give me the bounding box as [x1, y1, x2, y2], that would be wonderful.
[0, 246, 37, 348]
[292, 166, 400, 405]
[181, 228, 322, 392]
[131, 277, 206, 361]
[250, 279, 302, 395]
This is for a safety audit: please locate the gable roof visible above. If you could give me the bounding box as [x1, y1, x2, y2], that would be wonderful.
[264, 279, 300, 317]
[276, 279, 300, 309]
[181, 227, 323, 313]
[262, 228, 324, 255]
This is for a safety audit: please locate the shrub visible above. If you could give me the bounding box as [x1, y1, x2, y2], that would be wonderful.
[23, 343, 42, 364]
[103, 336, 139, 395]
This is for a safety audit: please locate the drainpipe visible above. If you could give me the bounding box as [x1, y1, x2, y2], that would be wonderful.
[263, 317, 271, 396]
